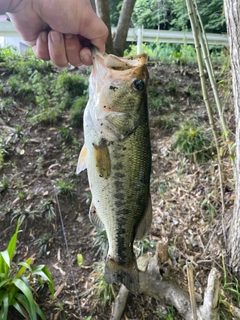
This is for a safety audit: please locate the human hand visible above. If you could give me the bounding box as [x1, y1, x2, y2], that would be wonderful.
[6, 0, 108, 67]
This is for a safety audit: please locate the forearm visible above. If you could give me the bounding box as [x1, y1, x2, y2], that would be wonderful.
[0, 0, 22, 14]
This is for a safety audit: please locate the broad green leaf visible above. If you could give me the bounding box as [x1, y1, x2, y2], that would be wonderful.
[0, 272, 7, 280]
[7, 219, 21, 263]
[16, 258, 34, 279]
[14, 292, 29, 312]
[36, 303, 47, 320]
[0, 254, 4, 274]
[32, 265, 54, 297]
[1, 251, 10, 267]
[77, 254, 84, 266]
[1, 293, 9, 320]
[12, 278, 36, 320]
[0, 251, 10, 275]
[11, 298, 28, 318]
[32, 270, 51, 282]
[0, 278, 10, 289]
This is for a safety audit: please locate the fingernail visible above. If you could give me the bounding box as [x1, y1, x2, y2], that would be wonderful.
[41, 32, 47, 43]
[50, 31, 62, 44]
[80, 52, 92, 66]
[64, 34, 73, 39]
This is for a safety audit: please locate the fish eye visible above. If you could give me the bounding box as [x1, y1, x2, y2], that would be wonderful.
[133, 79, 145, 91]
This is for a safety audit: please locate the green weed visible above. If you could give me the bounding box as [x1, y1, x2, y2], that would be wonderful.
[81, 262, 116, 307]
[172, 121, 214, 162]
[69, 95, 88, 128]
[0, 97, 15, 114]
[10, 207, 40, 225]
[0, 148, 4, 169]
[151, 305, 175, 319]
[148, 85, 170, 112]
[34, 233, 54, 257]
[134, 238, 156, 258]
[156, 115, 177, 130]
[93, 230, 108, 257]
[56, 72, 88, 100]
[36, 198, 56, 221]
[0, 175, 9, 193]
[57, 127, 74, 143]
[158, 181, 169, 195]
[0, 220, 54, 320]
[0, 47, 88, 126]
[220, 254, 240, 319]
[57, 179, 76, 198]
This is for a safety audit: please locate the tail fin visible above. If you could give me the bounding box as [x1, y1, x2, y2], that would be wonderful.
[104, 258, 139, 294]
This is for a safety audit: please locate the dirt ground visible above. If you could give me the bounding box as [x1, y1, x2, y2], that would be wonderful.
[0, 60, 235, 319]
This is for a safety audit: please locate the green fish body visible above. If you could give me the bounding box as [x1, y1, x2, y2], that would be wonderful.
[77, 49, 152, 293]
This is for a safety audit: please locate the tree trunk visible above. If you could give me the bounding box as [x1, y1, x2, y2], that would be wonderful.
[223, 0, 240, 277]
[95, 0, 113, 53]
[113, 0, 136, 56]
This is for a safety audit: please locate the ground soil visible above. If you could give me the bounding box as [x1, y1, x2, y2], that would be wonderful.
[0, 60, 235, 320]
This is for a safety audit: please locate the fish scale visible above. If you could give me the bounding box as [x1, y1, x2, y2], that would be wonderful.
[77, 48, 152, 293]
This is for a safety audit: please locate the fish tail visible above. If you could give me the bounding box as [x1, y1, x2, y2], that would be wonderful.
[104, 257, 139, 294]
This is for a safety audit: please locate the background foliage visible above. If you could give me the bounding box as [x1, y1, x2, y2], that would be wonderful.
[110, 0, 226, 33]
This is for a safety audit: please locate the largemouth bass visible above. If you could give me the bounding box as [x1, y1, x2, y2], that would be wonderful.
[77, 48, 152, 293]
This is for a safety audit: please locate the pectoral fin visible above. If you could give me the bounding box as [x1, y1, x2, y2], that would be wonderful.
[89, 202, 105, 231]
[76, 144, 87, 174]
[93, 139, 111, 179]
[135, 196, 152, 240]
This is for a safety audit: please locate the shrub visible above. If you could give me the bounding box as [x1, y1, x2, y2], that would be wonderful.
[172, 121, 214, 162]
[0, 220, 54, 320]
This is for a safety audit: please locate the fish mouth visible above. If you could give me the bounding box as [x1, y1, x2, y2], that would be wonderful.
[91, 48, 148, 93]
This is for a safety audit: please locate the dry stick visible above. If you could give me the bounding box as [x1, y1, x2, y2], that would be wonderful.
[185, 0, 226, 245]
[111, 284, 129, 320]
[221, 300, 240, 319]
[193, 0, 231, 144]
[186, 260, 198, 320]
[199, 268, 220, 320]
[192, 0, 232, 244]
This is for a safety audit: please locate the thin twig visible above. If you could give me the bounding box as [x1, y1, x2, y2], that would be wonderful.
[185, 0, 226, 246]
